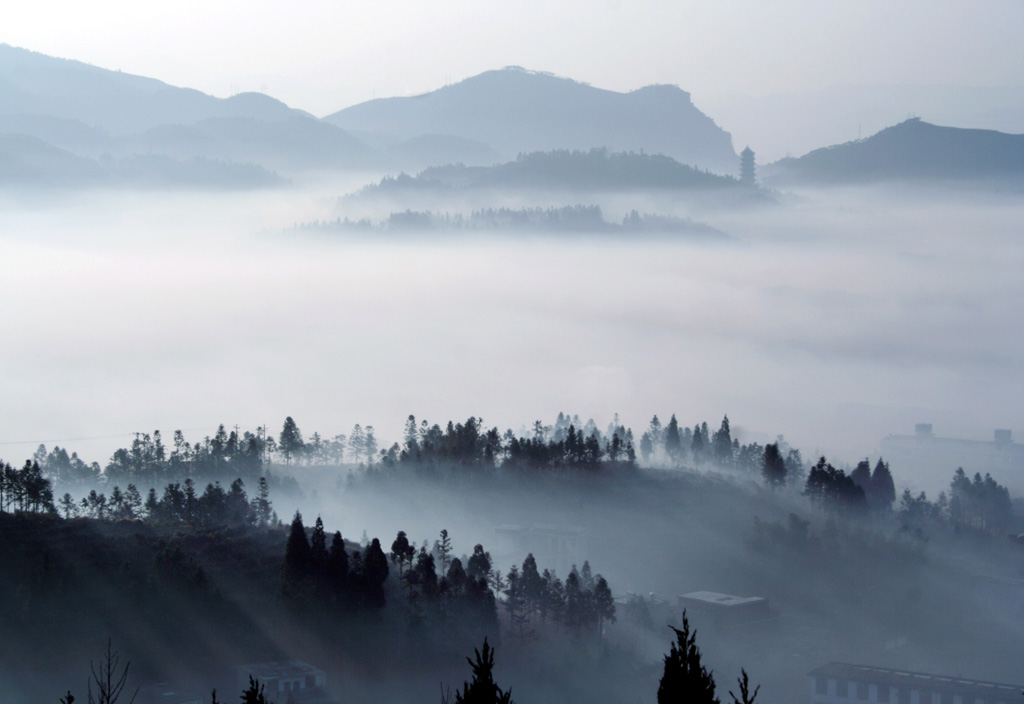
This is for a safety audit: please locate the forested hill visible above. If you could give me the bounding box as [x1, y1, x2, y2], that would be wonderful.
[359, 149, 748, 197]
[764, 118, 1024, 185]
[324, 67, 739, 175]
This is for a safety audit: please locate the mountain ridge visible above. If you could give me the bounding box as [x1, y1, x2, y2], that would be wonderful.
[324, 66, 739, 175]
[763, 118, 1024, 185]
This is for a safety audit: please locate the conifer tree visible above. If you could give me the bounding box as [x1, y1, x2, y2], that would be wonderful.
[391, 531, 414, 580]
[279, 417, 304, 465]
[593, 576, 616, 635]
[762, 443, 787, 491]
[648, 416, 664, 453]
[453, 639, 514, 704]
[664, 416, 682, 464]
[348, 425, 366, 464]
[691, 424, 705, 465]
[363, 537, 390, 608]
[640, 432, 654, 464]
[713, 416, 733, 466]
[59, 492, 79, 519]
[658, 612, 718, 704]
[240, 676, 272, 704]
[438, 529, 453, 574]
[328, 531, 349, 604]
[285, 511, 311, 581]
[519, 554, 543, 617]
[467, 544, 492, 581]
[870, 459, 896, 510]
[310, 516, 328, 573]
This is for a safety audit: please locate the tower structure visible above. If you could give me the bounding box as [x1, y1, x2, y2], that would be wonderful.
[740, 146, 756, 185]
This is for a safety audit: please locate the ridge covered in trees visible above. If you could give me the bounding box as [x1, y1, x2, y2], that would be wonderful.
[296, 205, 726, 239]
[5, 411, 1018, 540]
[357, 149, 747, 197]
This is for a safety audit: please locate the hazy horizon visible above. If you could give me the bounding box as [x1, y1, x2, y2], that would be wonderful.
[2, 179, 1022, 499]
[4, 1, 1024, 161]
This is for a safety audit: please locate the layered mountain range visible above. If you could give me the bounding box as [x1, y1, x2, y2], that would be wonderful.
[1, 43, 1021, 190]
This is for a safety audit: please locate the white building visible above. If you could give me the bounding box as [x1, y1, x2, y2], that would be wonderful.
[678, 591, 776, 634]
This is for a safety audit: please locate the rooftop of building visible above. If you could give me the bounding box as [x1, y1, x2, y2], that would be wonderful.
[679, 591, 766, 607]
[809, 662, 1023, 698]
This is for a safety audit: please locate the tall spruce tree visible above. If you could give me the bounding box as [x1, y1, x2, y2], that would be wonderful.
[664, 415, 682, 464]
[658, 612, 718, 704]
[285, 510, 311, 581]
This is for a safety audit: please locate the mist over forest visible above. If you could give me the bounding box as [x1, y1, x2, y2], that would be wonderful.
[1, 38, 1023, 704]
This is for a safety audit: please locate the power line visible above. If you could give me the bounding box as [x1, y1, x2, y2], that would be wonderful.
[0, 426, 223, 447]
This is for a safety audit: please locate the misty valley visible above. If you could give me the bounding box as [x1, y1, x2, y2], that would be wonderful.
[1, 44, 1023, 704]
[2, 412, 1022, 704]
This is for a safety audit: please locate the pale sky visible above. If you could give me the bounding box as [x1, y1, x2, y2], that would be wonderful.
[4, 1, 1023, 117]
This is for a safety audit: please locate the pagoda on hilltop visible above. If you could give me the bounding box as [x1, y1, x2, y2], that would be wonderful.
[740, 146, 756, 185]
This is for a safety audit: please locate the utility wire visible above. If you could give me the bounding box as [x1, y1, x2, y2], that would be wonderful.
[0, 426, 228, 447]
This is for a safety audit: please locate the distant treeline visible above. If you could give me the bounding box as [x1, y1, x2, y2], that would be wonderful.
[2, 412, 1017, 537]
[297, 205, 725, 238]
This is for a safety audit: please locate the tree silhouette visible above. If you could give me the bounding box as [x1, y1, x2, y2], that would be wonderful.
[452, 639, 514, 704]
[728, 669, 760, 704]
[279, 417, 304, 465]
[593, 576, 616, 635]
[284, 511, 311, 585]
[438, 529, 453, 574]
[870, 459, 896, 510]
[240, 676, 273, 704]
[762, 443, 786, 491]
[363, 537, 390, 608]
[87, 639, 138, 704]
[657, 612, 718, 704]
[664, 415, 682, 464]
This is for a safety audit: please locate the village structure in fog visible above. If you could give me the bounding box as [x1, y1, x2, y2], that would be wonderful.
[1, 3, 1023, 703]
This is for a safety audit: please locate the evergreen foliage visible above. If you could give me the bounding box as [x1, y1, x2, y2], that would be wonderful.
[658, 612, 718, 704]
[452, 639, 514, 704]
[762, 443, 787, 490]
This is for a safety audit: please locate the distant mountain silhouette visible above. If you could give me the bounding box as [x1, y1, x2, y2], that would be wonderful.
[127, 116, 376, 171]
[324, 67, 738, 175]
[764, 119, 1024, 185]
[0, 133, 282, 189]
[0, 43, 374, 179]
[709, 84, 1024, 163]
[0, 44, 310, 135]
